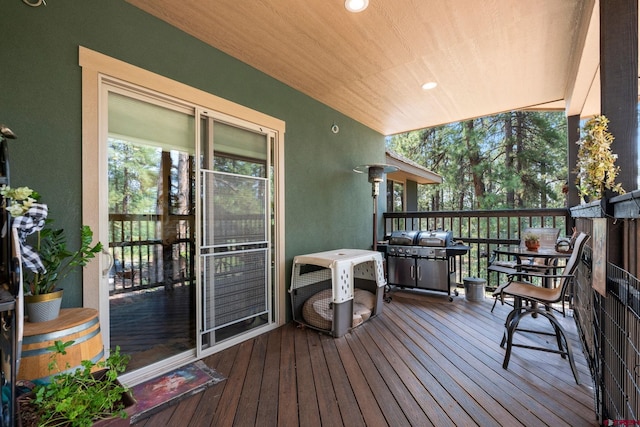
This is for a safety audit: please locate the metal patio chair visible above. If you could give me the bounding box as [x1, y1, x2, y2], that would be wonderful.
[496, 232, 590, 384]
[489, 227, 561, 312]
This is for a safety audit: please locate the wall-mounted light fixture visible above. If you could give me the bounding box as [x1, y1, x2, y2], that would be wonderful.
[345, 0, 369, 13]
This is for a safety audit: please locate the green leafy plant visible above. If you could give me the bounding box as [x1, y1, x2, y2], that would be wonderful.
[523, 232, 540, 244]
[21, 341, 132, 427]
[0, 185, 102, 295]
[574, 115, 625, 201]
[26, 225, 103, 295]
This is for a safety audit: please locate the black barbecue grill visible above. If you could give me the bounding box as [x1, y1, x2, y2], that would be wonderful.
[386, 229, 470, 300]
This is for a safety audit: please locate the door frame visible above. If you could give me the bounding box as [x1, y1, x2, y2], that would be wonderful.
[79, 46, 286, 383]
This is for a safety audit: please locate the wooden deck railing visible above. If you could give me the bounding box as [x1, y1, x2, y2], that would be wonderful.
[107, 213, 264, 295]
[383, 208, 571, 289]
[108, 213, 195, 295]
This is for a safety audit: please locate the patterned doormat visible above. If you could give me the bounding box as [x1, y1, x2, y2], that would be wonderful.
[130, 360, 225, 423]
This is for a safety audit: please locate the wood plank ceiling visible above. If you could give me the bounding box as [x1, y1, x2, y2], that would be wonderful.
[126, 0, 598, 136]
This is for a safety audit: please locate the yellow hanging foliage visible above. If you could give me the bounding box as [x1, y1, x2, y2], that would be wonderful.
[574, 115, 625, 201]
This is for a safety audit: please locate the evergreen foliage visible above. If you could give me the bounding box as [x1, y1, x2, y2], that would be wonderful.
[387, 111, 568, 210]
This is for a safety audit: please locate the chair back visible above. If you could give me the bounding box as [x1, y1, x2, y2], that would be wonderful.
[549, 232, 590, 302]
[519, 227, 560, 249]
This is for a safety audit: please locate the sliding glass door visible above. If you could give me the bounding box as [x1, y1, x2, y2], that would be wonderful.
[107, 89, 196, 372]
[101, 83, 277, 377]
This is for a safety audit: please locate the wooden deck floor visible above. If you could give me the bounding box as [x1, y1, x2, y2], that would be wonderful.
[131, 289, 598, 426]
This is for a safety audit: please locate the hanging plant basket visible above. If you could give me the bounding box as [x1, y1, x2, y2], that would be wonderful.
[574, 115, 625, 201]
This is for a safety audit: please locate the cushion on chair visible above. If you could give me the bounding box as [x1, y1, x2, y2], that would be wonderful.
[491, 281, 511, 297]
[487, 264, 518, 276]
[500, 280, 559, 303]
[489, 260, 518, 268]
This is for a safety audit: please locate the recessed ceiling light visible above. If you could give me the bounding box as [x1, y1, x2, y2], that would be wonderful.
[345, 0, 369, 13]
[422, 81, 438, 90]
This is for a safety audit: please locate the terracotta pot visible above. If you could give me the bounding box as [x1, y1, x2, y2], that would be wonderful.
[525, 241, 540, 251]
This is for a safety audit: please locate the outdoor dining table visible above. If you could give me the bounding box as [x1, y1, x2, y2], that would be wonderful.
[492, 245, 573, 288]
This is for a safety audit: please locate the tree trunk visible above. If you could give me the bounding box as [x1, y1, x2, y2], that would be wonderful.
[504, 115, 515, 208]
[515, 112, 525, 208]
[465, 120, 485, 209]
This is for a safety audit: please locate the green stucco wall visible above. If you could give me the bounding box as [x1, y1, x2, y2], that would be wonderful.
[2, 1, 386, 307]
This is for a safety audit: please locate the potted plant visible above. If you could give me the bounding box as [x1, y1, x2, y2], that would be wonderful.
[574, 115, 625, 202]
[17, 341, 135, 427]
[0, 185, 102, 322]
[523, 232, 540, 251]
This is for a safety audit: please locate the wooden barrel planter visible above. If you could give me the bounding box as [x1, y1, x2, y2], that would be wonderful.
[18, 307, 105, 382]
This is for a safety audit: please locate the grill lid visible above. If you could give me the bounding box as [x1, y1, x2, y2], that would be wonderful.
[415, 230, 454, 247]
[388, 230, 419, 246]
[388, 229, 455, 247]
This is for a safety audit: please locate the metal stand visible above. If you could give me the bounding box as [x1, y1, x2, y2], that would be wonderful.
[353, 164, 398, 251]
